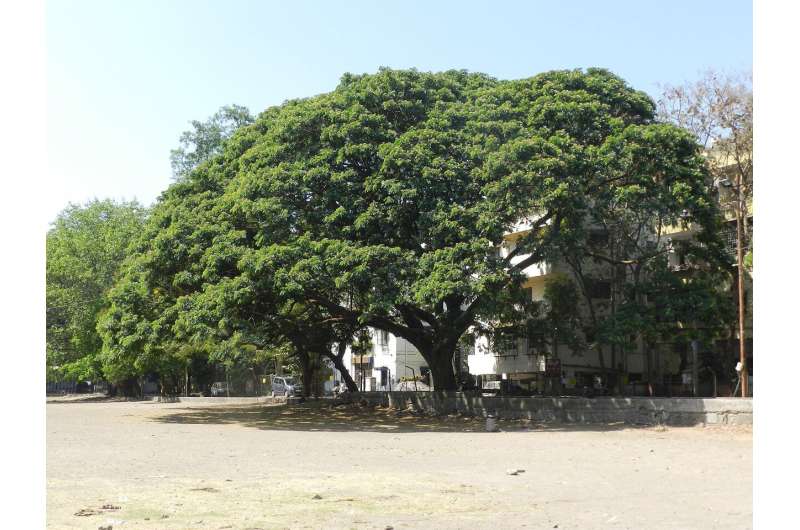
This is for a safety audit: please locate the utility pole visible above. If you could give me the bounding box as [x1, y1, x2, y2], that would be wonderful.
[735, 169, 749, 397]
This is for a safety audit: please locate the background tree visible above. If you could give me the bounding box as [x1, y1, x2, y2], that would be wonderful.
[46, 199, 148, 384]
[658, 69, 753, 394]
[657, 69, 752, 239]
[170, 104, 254, 181]
[99, 138, 248, 394]
[639, 255, 734, 389]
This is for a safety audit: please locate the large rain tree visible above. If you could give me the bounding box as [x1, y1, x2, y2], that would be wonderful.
[103, 68, 719, 391]
[211, 68, 717, 390]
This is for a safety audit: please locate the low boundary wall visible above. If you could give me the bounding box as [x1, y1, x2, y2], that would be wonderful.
[154, 396, 280, 405]
[344, 392, 752, 426]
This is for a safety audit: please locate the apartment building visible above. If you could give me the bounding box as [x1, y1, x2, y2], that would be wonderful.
[466, 215, 649, 395]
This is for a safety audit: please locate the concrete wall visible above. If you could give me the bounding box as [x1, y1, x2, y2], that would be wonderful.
[154, 396, 279, 405]
[390, 335, 428, 382]
[345, 392, 752, 426]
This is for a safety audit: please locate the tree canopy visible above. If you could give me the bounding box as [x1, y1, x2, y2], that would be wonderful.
[101, 67, 723, 391]
[657, 70, 752, 240]
[46, 199, 148, 382]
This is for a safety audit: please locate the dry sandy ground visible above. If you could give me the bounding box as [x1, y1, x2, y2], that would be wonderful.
[47, 400, 752, 530]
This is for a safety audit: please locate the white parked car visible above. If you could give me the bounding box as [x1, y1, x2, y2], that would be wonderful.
[270, 376, 302, 397]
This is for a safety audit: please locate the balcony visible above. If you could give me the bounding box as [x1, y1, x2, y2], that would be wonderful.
[662, 222, 696, 236]
[351, 355, 373, 369]
[509, 254, 551, 279]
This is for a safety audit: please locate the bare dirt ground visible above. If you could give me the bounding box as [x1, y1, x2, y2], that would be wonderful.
[47, 399, 752, 530]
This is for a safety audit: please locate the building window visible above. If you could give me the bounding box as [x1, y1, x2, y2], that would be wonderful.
[523, 287, 533, 301]
[721, 222, 737, 259]
[720, 219, 753, 262]
[496, 332, 518, 354]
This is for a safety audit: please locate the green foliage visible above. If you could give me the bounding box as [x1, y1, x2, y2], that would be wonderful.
[541, 274, 584, 352]
[643, 256, 734, 343]
[350, 329, 374, 357]
[744, 249, 753, 272]
[46, 199, 148, 381]
[170, 104, 254, 181]
[546, 104, 730, 377]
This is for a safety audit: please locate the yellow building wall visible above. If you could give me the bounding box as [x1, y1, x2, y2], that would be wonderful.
[521, 276, 547, 300]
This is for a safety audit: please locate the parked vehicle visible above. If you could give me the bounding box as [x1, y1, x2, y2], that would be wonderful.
[210, 382, 229, 397]
[481, 380, 501, 396]
[270, 375, 302, 397]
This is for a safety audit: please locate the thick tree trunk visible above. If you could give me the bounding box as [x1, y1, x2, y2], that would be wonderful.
[326, 351, 359, 392]
[423, 345, 459, 391]
[112, 377, 141, 398]
[297, 350, 314, 397]
[596, 344, 608, 389]
[302, 364, 314, 397]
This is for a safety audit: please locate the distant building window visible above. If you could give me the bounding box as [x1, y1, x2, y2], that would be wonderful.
[496, 332, 518, 354]
[523, 287, 533, 301]
[378, 330, 390, 348]
[720, 219, 753, 262]
[721, 222, 737, 259]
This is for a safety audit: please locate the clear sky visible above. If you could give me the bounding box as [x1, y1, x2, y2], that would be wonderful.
[46, 0, 752, 229]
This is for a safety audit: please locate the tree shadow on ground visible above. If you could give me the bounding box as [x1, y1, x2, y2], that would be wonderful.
[148, 401, 647, 433]
[46, 394, 148, 404]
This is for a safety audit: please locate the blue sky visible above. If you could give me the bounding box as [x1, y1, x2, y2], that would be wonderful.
[46, 0, 752, 228]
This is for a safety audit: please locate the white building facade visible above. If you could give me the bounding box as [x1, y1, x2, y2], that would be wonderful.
[332, 329, 430, 391]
